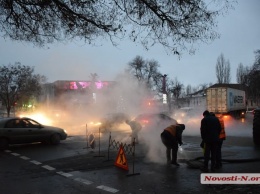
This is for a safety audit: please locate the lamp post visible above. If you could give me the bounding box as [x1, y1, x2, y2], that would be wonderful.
[162, 74, 167, 94]
[10, 85, 16, 117]
[162, 74, 168, 111]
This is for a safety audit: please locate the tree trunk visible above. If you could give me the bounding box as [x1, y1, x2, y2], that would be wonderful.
[7, 106, 11, 117]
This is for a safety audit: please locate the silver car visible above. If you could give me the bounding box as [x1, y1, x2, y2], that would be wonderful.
[0, 117, 67, 150]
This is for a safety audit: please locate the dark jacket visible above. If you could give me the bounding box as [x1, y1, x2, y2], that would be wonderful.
[200, 115, 221, 143]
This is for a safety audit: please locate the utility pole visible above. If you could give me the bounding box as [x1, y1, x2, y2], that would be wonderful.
[162, 74, 167, 111]
[162, 74, 167, 94]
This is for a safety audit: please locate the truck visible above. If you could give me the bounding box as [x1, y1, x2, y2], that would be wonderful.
[206, 84, 246, 118]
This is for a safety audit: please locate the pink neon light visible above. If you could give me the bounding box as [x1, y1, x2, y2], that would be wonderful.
[95, 81, 103, 89]
[67, 81, 110, 90]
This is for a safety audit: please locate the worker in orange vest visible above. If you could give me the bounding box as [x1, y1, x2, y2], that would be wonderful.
[160, 124, 185, 166]
[216, 115, 226, 168]
[210, 112, 226, 169]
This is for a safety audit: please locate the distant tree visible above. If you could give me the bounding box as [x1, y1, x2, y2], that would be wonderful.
[224, 60, 231, 83]
[236, 63, 250, 85]
[0, 0, 233, 55]
[236, 50, 260, 103]
[0, 63, 45, 117]
[199, 83, 209, 92]
[247, 50, 260, 102]
[90, 73, 98, 82]
[128, 56, 146, 82]
[185, 84, 192, 107]
[89, 73, 98, 90]
[236, 63, 244, 84]
[128, 56, 162, 92]
[169, 78, 184, 108]
[186, 85, 192, 96]
[216, 53, 231, 83]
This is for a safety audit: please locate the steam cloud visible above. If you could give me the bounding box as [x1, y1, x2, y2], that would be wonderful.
[24, 72, 254, 164]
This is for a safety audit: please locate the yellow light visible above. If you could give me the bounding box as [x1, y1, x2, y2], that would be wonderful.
[89, 122, 102, 126]
[19, 113, 53, 125]
[177, 119, 182, 123]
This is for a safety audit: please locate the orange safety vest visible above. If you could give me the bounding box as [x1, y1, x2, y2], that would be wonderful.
[218, 117, 226, 140]
[165, 125, 177, 137]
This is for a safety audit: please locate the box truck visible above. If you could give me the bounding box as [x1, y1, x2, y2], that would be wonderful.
[206, 85, 246, 118]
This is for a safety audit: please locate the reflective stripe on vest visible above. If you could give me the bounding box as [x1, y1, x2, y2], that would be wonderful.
[218, 118, 226, 139]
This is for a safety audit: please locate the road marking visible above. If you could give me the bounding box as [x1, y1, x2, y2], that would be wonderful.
[56, 171, 73, 178]
[42, 165, 56, 171]
[74, 178, 93, 185]
[96, 185, 119, 193]
[20, 156, 30, 160]
[11, 153, 20, 156]
[30, 160, 42, 165]
[6, 150, 120, 193]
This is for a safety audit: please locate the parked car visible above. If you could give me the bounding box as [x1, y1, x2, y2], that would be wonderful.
[133, 113, 178, 131]
[0, 117, 67, 150]
[87, 112, 130, 132]
[173, 107, 194, 119]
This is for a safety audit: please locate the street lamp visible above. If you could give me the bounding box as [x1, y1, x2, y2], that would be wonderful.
[162, 74, 167, 94]
[10, 85, 17, 117]
[162, 74, 167, 104]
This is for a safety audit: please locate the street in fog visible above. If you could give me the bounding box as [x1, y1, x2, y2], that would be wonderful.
[1, 112, 260, 194]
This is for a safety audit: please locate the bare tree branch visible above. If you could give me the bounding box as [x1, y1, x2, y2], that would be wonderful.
[0, 0, 234, 54]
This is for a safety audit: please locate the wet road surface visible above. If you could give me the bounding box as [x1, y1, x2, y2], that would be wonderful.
[1, 113, 260, 193]
[1, 133, 260, 194]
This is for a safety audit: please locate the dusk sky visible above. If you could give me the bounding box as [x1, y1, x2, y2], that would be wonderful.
[0, 0, 259, 88]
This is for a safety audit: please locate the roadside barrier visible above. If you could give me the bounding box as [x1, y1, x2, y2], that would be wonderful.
[107, 132, 140, 176]
[85, 124, 104, 157]
[85, 124, 95, 149]
[94, 127, 105, 157]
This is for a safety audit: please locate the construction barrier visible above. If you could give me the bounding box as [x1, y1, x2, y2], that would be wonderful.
[107, 132, 140, 176]
[94, 127, 105, 157]
[85, 124, 95, 149]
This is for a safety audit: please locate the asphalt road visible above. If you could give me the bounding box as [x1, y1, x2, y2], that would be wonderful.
[1, 113, 260, 194]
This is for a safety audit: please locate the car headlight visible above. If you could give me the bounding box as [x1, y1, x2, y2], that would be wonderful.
[89, 122, 102, 126]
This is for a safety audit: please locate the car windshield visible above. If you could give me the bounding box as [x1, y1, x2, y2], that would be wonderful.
[22, 118, 41, 128]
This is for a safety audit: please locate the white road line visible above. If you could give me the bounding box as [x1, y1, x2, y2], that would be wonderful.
[11, 153, 20, 156]
[42, 165, 56, 171]
[20, 156, 30, 160]
[56, 171, 73, 178]
[30, 160, 42, 165]
[96, 185, 119, 193]
[6, 150, 120, 193]
[74, 178, 93, 185]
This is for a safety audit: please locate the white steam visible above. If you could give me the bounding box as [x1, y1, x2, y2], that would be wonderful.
[22, 72, 254, 164]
